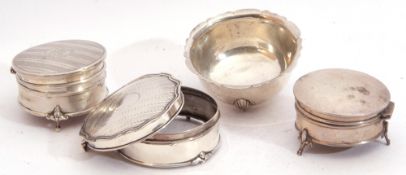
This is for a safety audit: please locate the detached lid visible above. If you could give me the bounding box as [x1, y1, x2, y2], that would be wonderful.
[11, 40, 105, 84]
[293, 69, 391, 122]
[80, 73, 183, 151]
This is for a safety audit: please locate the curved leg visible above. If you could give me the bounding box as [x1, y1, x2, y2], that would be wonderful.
[10, 67, 16, 74]
[382, 120, 390, 145]
[81, 141, 89, 152]
[380, 102, 394, 145]
[297, 128, 312, 156]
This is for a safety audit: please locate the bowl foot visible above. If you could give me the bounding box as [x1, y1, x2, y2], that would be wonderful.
[233, 99, 253, 111]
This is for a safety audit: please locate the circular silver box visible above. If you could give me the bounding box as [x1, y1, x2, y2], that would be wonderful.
[80, 73, 221, 168]
[10, 40, 108, 129]
[293, 69, 395, 155]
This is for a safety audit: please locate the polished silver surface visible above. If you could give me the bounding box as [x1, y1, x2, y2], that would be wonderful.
[293, 69, 394, 155]
[16, 68, 106, 93]
[12, 40, 106, 84]
[185, 9, 301, 110]
[11, 40, 108, 130]
[294, 68, 391, 122]
[80, 73, 183, 151]
[80, 76, 221, 168]
[17, 82, 108, 118]
[119, 87, 220, 168]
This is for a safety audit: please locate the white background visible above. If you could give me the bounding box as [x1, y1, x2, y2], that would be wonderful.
[0, 0, 405, 174]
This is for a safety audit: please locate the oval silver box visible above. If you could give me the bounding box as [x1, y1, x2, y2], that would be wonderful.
[185, 9, 301, 110]
[80, 73, 220, 168]
[293, 69, 395, 155]
[10, 40, 108, 129]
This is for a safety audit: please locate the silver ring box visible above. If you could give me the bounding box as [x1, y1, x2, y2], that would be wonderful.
[185, 9, 301, 110]
[293, 69, 395, 155]
[10, 40, 108, 129]
[80, 73, 220, 168]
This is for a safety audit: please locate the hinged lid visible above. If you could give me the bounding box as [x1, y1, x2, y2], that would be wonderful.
[293, 69, 391, 122]
[11, 40, 105, 84]
[79, 73, 183, 151]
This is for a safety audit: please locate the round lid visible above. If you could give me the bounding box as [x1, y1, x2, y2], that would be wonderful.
[79, 73, 183, 151]
[293, 68, 391, 122]
[12, 40, 105, 82]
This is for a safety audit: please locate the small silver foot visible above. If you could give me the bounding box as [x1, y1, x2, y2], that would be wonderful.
[46, 105, 69, 131]
[382, 120, 390, 145]
[191, 151, 212, 165]
[233, 99, 252, 111]
[380, 102, 394, 146]
[10, 67, 16, 74]
[297, 128, 312, 156]
[81, 141, 89, 152]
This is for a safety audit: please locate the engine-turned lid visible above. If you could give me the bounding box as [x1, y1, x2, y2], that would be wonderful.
[80, 73, 184, 151]
[11, 40, 106, 84]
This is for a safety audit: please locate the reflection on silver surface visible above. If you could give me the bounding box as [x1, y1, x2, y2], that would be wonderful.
[159, 115, 204, 134]
[80, 73, 183, 150]
[80, 79, 221, 168]
[119, 86, 220, 168]
[185, 9, 301, 110]
[11, 40, 108, 129]
[293, 69, 394, 155]
[12, 40, 106, 84]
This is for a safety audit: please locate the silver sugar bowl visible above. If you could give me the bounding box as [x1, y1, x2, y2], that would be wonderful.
[185, 9, 301, 110]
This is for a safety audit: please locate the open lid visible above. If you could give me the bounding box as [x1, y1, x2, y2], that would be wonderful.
[80, 73, 183, 151]
[293, 69, 391, 122]
[11, 40, 106, 84]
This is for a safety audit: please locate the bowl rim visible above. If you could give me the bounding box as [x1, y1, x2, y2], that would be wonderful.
[185, 9, 302, 89]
